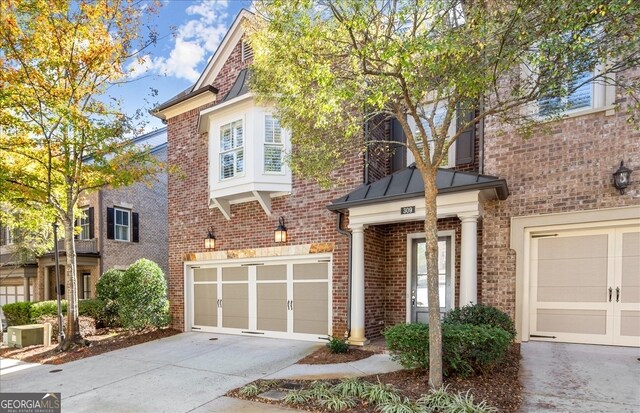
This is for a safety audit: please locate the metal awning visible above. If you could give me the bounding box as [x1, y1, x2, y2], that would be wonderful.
[328, 164, 509, 211]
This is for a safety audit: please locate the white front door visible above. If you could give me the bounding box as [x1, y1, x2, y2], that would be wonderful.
[529, 223, 640, 346]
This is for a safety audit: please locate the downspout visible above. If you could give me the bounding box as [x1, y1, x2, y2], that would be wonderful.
[336, 211, 352, 339]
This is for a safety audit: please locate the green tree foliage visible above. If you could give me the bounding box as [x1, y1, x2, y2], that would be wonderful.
[0, 0, 163, 350]
[118, 259, 170, 330]
[248, 0, 640, 387]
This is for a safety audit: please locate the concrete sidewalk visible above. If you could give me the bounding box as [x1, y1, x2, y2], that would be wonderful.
[0, 333, 404, 412]
[1, 332, 319, 412]
[519, 341, 640, 413]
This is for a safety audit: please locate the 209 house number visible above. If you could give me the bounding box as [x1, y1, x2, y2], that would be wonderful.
[401, 206, 415, 215]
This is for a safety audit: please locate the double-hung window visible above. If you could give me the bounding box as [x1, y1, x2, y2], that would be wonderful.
[407, 104, 455, 166]
[114, 207, 130, 242]
[264, 115, 284, 173]
[78, 208, 90, 240]
[220, 120, 244, 180]
[538, 71, 594, 117]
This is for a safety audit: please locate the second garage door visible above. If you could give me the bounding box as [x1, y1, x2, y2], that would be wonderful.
[189, 257, 331, 342]
[529, 223, 640, 347]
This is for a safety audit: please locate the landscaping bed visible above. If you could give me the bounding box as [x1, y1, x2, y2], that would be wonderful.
[297, 346, 376, 365]
[0, 327, 179, 365]
[228, 343, 522, 412]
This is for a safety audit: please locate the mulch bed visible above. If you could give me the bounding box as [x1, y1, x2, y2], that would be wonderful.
[228, 343, 522, 412]
[297, 346, 375, 365]
[0, 327, 180, 365]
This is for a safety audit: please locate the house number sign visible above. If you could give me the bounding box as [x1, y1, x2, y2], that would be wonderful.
[401, 206, 415, 215]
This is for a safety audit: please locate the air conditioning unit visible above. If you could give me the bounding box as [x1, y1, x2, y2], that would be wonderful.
[7, 324, 45, 348]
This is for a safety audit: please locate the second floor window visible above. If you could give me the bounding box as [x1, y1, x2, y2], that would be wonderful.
[538, 71, 593, 117]
[114, 207, 130, 242]
[264, 115, 283, 173]
[78, 208, 90, 240]
[220, 119, 244, 180]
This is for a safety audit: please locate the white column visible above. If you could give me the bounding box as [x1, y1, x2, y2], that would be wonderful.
[44, 266, 50, 301]
[459, 214, 479, 306]
[348, 224, 369, 345]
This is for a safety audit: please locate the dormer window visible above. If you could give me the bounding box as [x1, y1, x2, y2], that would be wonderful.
[264, 115, 283, 173]
[220, 119, 244, 180]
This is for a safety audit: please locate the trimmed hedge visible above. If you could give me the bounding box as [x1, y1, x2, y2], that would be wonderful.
[443, 303, 517, 341]
[78, 299, 107, 327]
[383, 321, 512, 377]
[118, 259, 170, 330]
[30, 300, 68, 320]
[2, 302, 33, 326]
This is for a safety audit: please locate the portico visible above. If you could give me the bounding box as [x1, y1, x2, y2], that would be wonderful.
[328, 165, 508, 345]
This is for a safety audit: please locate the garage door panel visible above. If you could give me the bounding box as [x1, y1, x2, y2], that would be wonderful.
[257, 283, 287, 332]
[293, 283, 328, 335]
[222, 284, 248, 329]
[222, 267, 248, 282]
[537, 309, 607, 335]
[194, 284, 217, 327]
[538, 235, 608, 259]
[293, 263, 328, 280]
[257, 265, 287, 281]
[194, 268, 217, 282]
[620, 311, 640, 337]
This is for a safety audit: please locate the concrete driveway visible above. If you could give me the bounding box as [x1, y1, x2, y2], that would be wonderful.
[520, 341, 640, 412]
[1, 332, 321, 412]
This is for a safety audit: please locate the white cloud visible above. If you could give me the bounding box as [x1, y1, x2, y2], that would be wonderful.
[128, 0, 230, 83]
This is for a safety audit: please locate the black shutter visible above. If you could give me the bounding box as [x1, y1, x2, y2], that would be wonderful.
[0, 222, 5, 246]
[391, 118, 407, 172]
[132, 212, 139, 243]
[88, 207, 94, 239]
[107, 207, 114, 239]
[455, 108, 476, 165]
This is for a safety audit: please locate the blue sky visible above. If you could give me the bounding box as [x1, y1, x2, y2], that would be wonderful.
[114, 0, 251, 132]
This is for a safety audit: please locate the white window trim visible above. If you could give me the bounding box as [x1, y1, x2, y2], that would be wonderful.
[219, 118, 245, 181]
[524, 63, 616, 121]
[77, 207, 91, 240]
[114, 207, 130, 242]
[406, 103, 457, 168]
[263, 114, 285, 175]
[3, 226, 14, 246]
[83, 273, 91, 299]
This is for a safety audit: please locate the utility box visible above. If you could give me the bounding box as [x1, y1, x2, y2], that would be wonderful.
[7, 324, 45, 348]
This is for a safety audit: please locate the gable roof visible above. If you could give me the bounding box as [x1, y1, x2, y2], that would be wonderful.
[328, 164, 509, 211]
[193, 9, 255, 91]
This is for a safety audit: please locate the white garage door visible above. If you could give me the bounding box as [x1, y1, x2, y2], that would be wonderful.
[187, 256, 331, 342]
[530, 223, 640, 346]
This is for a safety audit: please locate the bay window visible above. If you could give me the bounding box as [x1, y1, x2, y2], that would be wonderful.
[264, 115, 283, 173]
[220, 119, 244, 180]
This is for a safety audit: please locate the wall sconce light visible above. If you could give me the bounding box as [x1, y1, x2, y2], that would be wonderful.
[204, 227, 216, 249]
[613, 161, 632, 195]
[274, 216, 287, 243]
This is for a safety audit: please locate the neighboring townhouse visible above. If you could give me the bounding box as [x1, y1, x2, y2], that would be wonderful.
[155, 9, 639, 347]
[0, 226, 37, 304]
[0, 128, 168, 305]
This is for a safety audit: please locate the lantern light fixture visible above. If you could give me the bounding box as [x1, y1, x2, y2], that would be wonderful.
[274, 216, 287, 243]
[613, 161, 632, 195]
[204, 227, 216, 249]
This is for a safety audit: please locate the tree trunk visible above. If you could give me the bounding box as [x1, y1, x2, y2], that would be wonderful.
[57, 211, 87, 351]
[424, 171, 443, 388]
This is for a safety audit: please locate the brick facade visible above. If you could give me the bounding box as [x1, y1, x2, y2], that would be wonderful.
[481, 67, 640, 319]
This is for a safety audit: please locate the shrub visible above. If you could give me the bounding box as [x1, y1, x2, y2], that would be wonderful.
[443, 304, 516, 341]
[383, 323, 430, 369]
[2, 302, 33, 326]
[383, 322, 511, 377]
[118, 259, 170, 330]
[327, 335, 350, 354]
[96, 268, 124, 326]
[78, 299, 107, 327]
[29, 300, 67, 321]
[442, 323, 511, 377]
